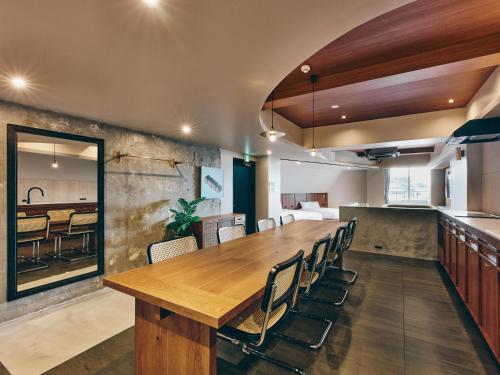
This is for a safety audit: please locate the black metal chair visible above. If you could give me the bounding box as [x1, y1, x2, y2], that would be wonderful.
[328, 218, 358, 284]
[53, 211, 98, 261]
[218, 250, 306, 375]
[256, 218, 276, 232]
[271, 235, 334, 351]
[147, 235, 198, 264]
[280, 214, 295, 226]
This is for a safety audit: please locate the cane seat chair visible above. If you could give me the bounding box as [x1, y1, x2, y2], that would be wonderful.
[47, 209, 76, 223]
[17, 212, 27, 218]
[256, 218, 276, 232]
[280, 214, 295, 226]
[217, 224, 246, 244]
[16, 215, 49, 273]
[328, 218, 358, 284]
[218, 250, 306, 375]
[52, 212, 98, 261]
[147, 235, 198, 264]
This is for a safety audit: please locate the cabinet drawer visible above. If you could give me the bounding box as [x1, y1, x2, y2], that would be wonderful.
[234, 215, 246, 226]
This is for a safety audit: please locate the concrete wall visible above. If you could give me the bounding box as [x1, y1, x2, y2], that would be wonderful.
[482, 141, 500, 215]
[281, 162, 367, 207]
[0, 100, 220, 323]
[340, 206, 438, 260]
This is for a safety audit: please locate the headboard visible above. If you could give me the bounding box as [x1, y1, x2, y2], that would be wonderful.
[281, 193, 328, 210]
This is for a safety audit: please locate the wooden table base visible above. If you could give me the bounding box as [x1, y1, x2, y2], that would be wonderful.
[135, 299, 217, 374]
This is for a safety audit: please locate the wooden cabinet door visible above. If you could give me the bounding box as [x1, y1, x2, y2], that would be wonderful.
[449, 231, 458, 284]
[466, 244, 480, 322]
[480, 257, 499, 357]
[457, 235, 467, 299]
[437, 222, 444, 264]
[444, 225, 450, 271]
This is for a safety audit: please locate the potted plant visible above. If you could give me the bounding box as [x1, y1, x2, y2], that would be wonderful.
[167, 197, 206, 238]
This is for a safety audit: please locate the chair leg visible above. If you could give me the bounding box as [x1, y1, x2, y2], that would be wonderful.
[328, 265, 358, 284]
[243, 344, 305, 375]
[272, 310, 332, 350]
[217, 333, 305, 375]
[300, 285, 349, 306]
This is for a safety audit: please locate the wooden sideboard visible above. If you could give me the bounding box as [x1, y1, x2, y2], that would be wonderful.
[191, 213, 246, 248]
[438, 213, 499, 361]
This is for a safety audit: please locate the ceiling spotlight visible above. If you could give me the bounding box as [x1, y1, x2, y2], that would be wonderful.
[448, 98, 455, 104]
[341, 115, 347, 120]
[181, 125, 191, 134]
[10, 76, 27, 89]
[331, 105, 339, 109]
[143, 0, 159, 6]
[267, 150, 272, 155]
[296, 161, 301, 165]
[309, 148, 317, 157]
[301, 64, 311, 74]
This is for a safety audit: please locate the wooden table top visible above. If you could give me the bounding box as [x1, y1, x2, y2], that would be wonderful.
[104, 220, 345, 328]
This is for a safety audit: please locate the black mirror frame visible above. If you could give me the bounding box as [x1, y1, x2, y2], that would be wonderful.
[7, 124, 105, 300]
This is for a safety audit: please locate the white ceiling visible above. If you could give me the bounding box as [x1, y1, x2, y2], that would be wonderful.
[0, 0, 411, 158]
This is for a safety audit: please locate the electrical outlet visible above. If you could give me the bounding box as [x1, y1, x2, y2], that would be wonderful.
[374, 243, 383, 249]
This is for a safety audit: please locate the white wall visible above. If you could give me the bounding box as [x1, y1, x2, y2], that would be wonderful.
[482, 141, 500, 215]
[367, 170, 385, 206]
[281, 162, 367, 208]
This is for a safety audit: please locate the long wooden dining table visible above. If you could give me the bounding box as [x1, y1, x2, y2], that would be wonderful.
[104, 220, 346, 374]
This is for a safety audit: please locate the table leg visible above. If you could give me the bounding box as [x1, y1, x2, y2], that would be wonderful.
[135, 299, 217, 374]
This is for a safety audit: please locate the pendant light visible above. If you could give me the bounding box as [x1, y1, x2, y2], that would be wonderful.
[51, 143, 59, 168]
[260, 91, 285, 142]
[308, 74, 318, 156]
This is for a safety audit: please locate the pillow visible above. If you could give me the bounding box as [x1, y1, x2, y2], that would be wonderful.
[300, 201, 320, 209]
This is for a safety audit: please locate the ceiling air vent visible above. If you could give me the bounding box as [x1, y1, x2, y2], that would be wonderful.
[361, 147, 400, 162]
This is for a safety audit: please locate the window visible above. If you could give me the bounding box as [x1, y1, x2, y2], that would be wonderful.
[387, 167, 430, 204]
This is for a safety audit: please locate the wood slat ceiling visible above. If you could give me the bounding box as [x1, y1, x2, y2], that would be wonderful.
[265, 0, 500, 128]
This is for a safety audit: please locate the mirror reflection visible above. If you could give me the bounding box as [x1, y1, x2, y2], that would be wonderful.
[16, 133, 99, 292]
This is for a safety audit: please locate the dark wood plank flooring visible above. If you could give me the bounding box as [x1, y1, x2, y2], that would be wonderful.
[43, 251, 499, 375]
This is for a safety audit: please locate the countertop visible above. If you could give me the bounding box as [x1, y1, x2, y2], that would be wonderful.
[340, 204, 500, 247]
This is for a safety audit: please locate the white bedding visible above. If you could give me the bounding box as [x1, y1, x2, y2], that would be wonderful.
[300, 207, 339, 220]
[281, 209, 323, 221]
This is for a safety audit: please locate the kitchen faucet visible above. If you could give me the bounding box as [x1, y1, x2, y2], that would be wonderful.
[26, 187, 44, 204]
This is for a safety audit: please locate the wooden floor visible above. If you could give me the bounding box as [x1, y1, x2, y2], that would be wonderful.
[43, 251, 499, 375]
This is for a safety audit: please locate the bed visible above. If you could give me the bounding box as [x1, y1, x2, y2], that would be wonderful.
[281, 193, 339, 220]
[281, 208, 323, 221]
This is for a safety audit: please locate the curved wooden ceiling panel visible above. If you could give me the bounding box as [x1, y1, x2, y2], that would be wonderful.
[266, 0, 500, 127]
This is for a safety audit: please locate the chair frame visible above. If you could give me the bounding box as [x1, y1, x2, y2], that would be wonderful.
[218, 250, 306, 375]
[53, 211, 98, 262]
[16, 215, 49, 274]
[280, 214, 295, 226]
[256, 218, 276, 232]
[147, 235, 198, 264]
[328, 218, 358, 284]
[217, 224, 246, 244]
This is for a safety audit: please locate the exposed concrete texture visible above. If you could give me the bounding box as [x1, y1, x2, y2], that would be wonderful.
[339, 206, 438, 260]
[0, 100, 220, 323]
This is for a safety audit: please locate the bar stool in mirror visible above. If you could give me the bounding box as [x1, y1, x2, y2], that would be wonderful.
[46, 209, 76, 258]
[217, 224, 246, 244]
[256, 218, 276, 232]
[52, 212, 98, 261]
[16, 215, 49, 274]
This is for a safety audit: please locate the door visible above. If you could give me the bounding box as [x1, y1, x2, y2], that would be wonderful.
[466, 242, 480, 322]
[480, 255, 499, 357]
[457, 234, 467, 299]
[233, 158, 256, 234]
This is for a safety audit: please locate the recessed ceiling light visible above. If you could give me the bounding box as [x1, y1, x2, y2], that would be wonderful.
[341, 115, 347, 120]
[181, 125, 191, 134]
[143, 0, 159, 6]
[267, 150, 272, 155]
[448, 98, 455, 104]
[301, 64, 311, 74]
[10, 76, 27, 89]
[296, 161, 301, 165]
[331, 105, 339, 109]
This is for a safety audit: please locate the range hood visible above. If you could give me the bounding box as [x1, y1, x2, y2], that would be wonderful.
[447, 117, 500, 145]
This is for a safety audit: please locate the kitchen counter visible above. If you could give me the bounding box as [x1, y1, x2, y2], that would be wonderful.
[437, 207, 500, 249]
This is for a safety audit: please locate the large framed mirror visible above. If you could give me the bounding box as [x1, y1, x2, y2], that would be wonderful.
[7, 124, 104, 300]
